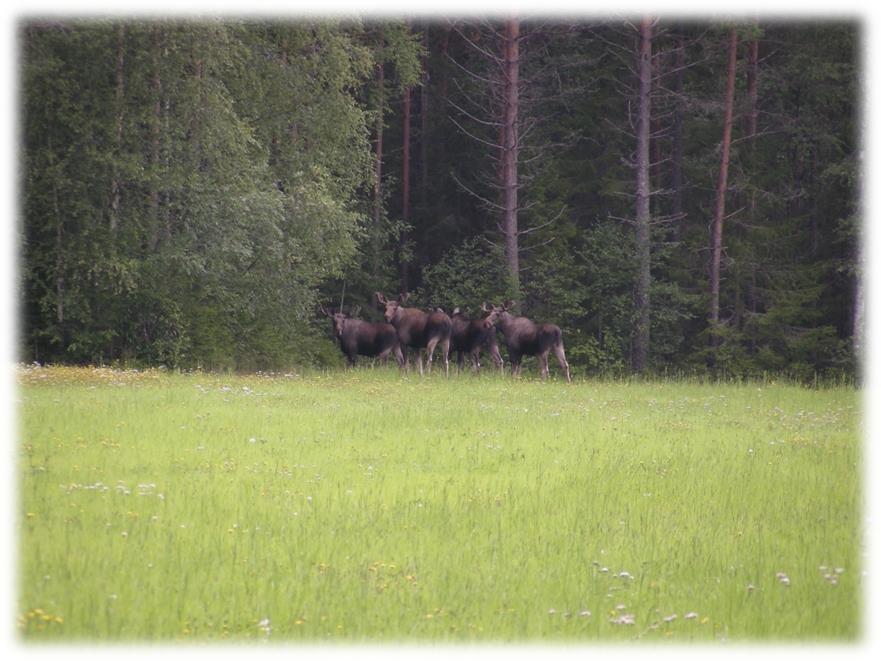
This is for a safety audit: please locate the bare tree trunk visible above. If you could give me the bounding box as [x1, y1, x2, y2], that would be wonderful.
[399, 84, 411, 292]
[372, 56, 385, 278]
[501, 17, 521, 295]
[746, 28, 759, 214]
[670, 28, 686, 241]
[852, 259, 864, 382]
[420, 24, 430, 207]
[109, 23, 125, 239]
[746, 26, 760, 351]
[708, 27, 738, 354]
[148, 25, 162, 252]
[632, 16, 653, 373]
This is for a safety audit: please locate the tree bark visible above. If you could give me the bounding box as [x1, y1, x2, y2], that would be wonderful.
[632, 16, 653, 373]
[852, 258, 864, 382]
[670, 28, 686, 240]
[501, 17, 521, 295]
[746, 26, 760, 350]
[148, 25, 162, 252]
[420, 24, 430, 207]
[109, 23, 125, 239]
[399, 84, 411, 292]
[708, 27, 738, 354]
[372, 54, 385, 279]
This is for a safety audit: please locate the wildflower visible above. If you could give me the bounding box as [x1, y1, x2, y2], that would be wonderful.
[578, 610, 591, 618]
[663, 614, 677, 623]
[683, 612, 698, 620]
[610, 613, 635, 625]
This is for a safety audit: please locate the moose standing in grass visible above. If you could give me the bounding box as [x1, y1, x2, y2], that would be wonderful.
[320, 305, 404, 368]
[488, 301, 571, 382]
[450, 304, 504, 373]
[375, 292, 452, 376]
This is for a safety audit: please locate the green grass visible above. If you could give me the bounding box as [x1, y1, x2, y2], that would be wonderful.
[16, 365, 862, 642]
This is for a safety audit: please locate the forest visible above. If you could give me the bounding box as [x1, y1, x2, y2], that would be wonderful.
[19, 17, 862, 379]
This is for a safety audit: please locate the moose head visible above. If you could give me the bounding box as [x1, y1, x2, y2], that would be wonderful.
[374, 291, 410, 324]
[320, 304, 361, 339]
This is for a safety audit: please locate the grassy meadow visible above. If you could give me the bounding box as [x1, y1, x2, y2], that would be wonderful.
[16, 365, 862, 642]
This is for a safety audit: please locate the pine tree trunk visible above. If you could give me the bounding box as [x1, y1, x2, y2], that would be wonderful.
[109, 23, 125, 240]
[671, 29, 686, 240]
[746, 27, 760, 350]
[148, 25, 162, 252]
[852, 261, 864, 382]
[632, 16, 653, 373]
[372, 57, 385, 278]
[399, 84, 411, 292]
[420, 24, 430, 207]
[708, 27, 738, 354]
[746, 29, 759, 213]
[501, 17, 521, 295]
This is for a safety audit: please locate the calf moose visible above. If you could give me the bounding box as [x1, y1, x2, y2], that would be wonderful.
[490, 301, 571, 382]
[320, 305, 404, 368]
[450, 305, 504, 373]
[375, 292, 452, 376]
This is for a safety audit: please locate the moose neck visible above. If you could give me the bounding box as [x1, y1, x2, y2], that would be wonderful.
[496, 312, 515, 335]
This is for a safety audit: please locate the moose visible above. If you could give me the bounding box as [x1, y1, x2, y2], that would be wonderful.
[489, 301, 571, 382]
[450, 304, 504, 373]
[319, 305, 404, 368]
[375, 292, 452, 376]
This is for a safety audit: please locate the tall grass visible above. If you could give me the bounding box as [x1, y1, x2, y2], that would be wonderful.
[17, 365, 861, 642]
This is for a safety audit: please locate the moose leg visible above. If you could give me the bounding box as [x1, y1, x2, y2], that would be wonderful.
[554, 342, 571, 382]
[441, 337, 451, 376]
[416, 350, 424, 376]
[492, 345, 504, 373]
[425, 337, 440, 374]
[393, 345, 405, 369]
[456, 350, 464, 373]
[510, 352, 522, 378]
[470, 348, 481, 373]
[538, 352, 550, 380]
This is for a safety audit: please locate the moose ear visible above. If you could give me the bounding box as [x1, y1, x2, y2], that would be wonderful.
[374, 292, 387, 307]
[480, 302, 490, 312]
[318, 304, 330, 317]
[350, 305, 361, 318]
[504, 300, 516, 311]
[452, 306, 460, 315]
[399, 291, 410, 303]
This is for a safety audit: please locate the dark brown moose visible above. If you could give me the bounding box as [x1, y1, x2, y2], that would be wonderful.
[375, 292, 452, 376]
[320, 305, 404, 368]
[450, 304, 504, 373]
[490, 301, 571, 382]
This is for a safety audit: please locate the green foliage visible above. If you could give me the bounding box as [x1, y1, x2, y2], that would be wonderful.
[417, 237, 515, 310]
[19, 19, 860, 379]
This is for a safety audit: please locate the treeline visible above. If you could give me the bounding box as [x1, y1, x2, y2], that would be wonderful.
[20, 18, 860, 379]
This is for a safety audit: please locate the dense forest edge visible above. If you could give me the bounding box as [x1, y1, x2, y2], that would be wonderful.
[19, 18, 862, 382]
